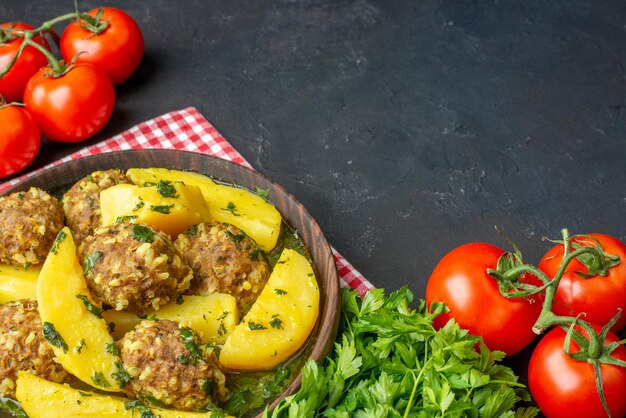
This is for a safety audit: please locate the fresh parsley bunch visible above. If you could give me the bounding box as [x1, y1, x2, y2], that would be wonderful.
[265, 287, 538, 418]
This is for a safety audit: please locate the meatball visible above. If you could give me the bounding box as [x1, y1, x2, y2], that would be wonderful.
[62, 169, 132, 244]
[118, 319, 227, 410]
[0, 300, 70, 398]
[175, 222, 270, 310]
[79, 221, 192, 314]
[0, 187, 64, 268]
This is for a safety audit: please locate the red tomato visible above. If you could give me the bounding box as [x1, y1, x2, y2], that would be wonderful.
[425, 243, 542, 355]
[539, 234, 626, 332]
[0, 104, 40, 178]
[528, 324, 626, 418]
[23, 63, 115, 143]
[0, 23, 50, 102]
[60, 7, 144, 85]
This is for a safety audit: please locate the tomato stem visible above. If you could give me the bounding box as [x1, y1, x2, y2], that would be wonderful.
[0, 35, 30, 78]
[21, 35, 65, 75]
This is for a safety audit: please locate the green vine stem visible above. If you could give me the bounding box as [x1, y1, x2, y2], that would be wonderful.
[0, 7, 108, 75]
[488, 228, 626, 417]
[0, 32, 68, 80]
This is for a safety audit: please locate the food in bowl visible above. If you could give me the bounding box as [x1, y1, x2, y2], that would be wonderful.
[0, 166, 321, 417]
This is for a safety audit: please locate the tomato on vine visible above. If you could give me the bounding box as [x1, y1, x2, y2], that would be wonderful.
[425, 242, 542, 355]
[23, 62, 115, 143]
[0, 102, 40, 178]
[0, 22, 50, 102]
[60, 7, 144, 85]
[528, 324, 626, 418]
[538, 233, 626, 332]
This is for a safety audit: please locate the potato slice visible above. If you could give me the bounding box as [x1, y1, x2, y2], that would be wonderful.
[100, 182, 210, 237]
[37, 227, 124, 392]
[16, 371, 230, 418]
[219, 248, 319, 370]
[103, 293, 239, 343]
[127, 167, 282, 250]
[0, 263, 39, 303]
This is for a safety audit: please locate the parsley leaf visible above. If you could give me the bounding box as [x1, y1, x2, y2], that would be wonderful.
[132, 224, 155, 243]
[42, 322, 68, 353]
[150, 204, 174, 214]
[0, 397, 27, 417]
[222, 201, 240, 216]
[76, 294, 104, 318]
[156, 180, 178, 198]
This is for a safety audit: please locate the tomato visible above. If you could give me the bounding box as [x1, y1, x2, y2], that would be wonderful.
[425, 243, 541, 355]
[528, 324, 626, 418]
[0, 104, 40, 178]
[23, 63, 115, 143]
[0, 23, 50, 102]
[60, 7, 144, 85]
[539, 234, 626, 332]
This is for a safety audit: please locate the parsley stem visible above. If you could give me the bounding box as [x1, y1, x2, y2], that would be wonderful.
[404, 352, 432, 418]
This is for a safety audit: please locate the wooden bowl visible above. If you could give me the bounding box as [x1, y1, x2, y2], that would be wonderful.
[2, 149, 340, 416]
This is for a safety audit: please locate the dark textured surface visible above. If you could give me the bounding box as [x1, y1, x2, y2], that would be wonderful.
[3, 0, 625, 326]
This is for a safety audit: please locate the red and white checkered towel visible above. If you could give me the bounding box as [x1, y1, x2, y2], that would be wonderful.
[0, 107, 373, 296]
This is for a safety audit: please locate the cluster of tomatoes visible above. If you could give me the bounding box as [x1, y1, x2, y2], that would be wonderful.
[0, 7, 144, 178]
[426, 233, 626, 418]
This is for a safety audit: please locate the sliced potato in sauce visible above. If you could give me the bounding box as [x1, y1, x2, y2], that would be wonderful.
[103, 293, 239, 344]
[16, 371, 231, 418]
[127, 167, 282, 250]
[100, 182, 210, 237]
[219, 248, 319, 370]
[36, 227, 124, 392]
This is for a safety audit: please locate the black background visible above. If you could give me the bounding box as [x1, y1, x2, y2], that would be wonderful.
[3, 0, 626, 380]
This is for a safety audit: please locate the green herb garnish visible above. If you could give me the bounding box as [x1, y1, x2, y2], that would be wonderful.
[180, 327, 203, 361]
[124, 399, 156, 418]
[0, 397, 27, 417]
[50, 230, 67, 255]
[42, 322, 68, 353]
[111, 361, 131, 388]
[76, 294, 103, 318]
[221, 201, 240, 216]
[150, 204, 174, 214]
[115, 215, 138, 223]
[133, 197, 145, 211]
[176, 294, 185, 305]
[91, 372, 111, 388]
[274, 289, 287, 296]
[75, 339, 86, 354]
[249, 247, 263, 261]
[248, 321, 266, 331]
[156, 180, 178, 198]
[132, 224, 155, 243]
[269, 317, 283, 330]
[255, 187, 270, 200]
[106, 342, 119, 356]
[184, 225, 198, 237]
[83, 251, 102, 275]
[200, 378, 214, 397]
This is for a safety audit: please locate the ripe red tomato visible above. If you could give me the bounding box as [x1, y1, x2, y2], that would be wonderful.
[0, 104, 40, 178]
[0, 22, 50, 102]
[60, 7, 144, 85]
[23, 63, 115, 143]
[539, 234, 626, 332]
[425, 243, 542, 355]
[528, 324, 626, 418]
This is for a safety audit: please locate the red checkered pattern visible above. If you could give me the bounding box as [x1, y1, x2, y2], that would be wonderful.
[0, 107, 374, 296]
